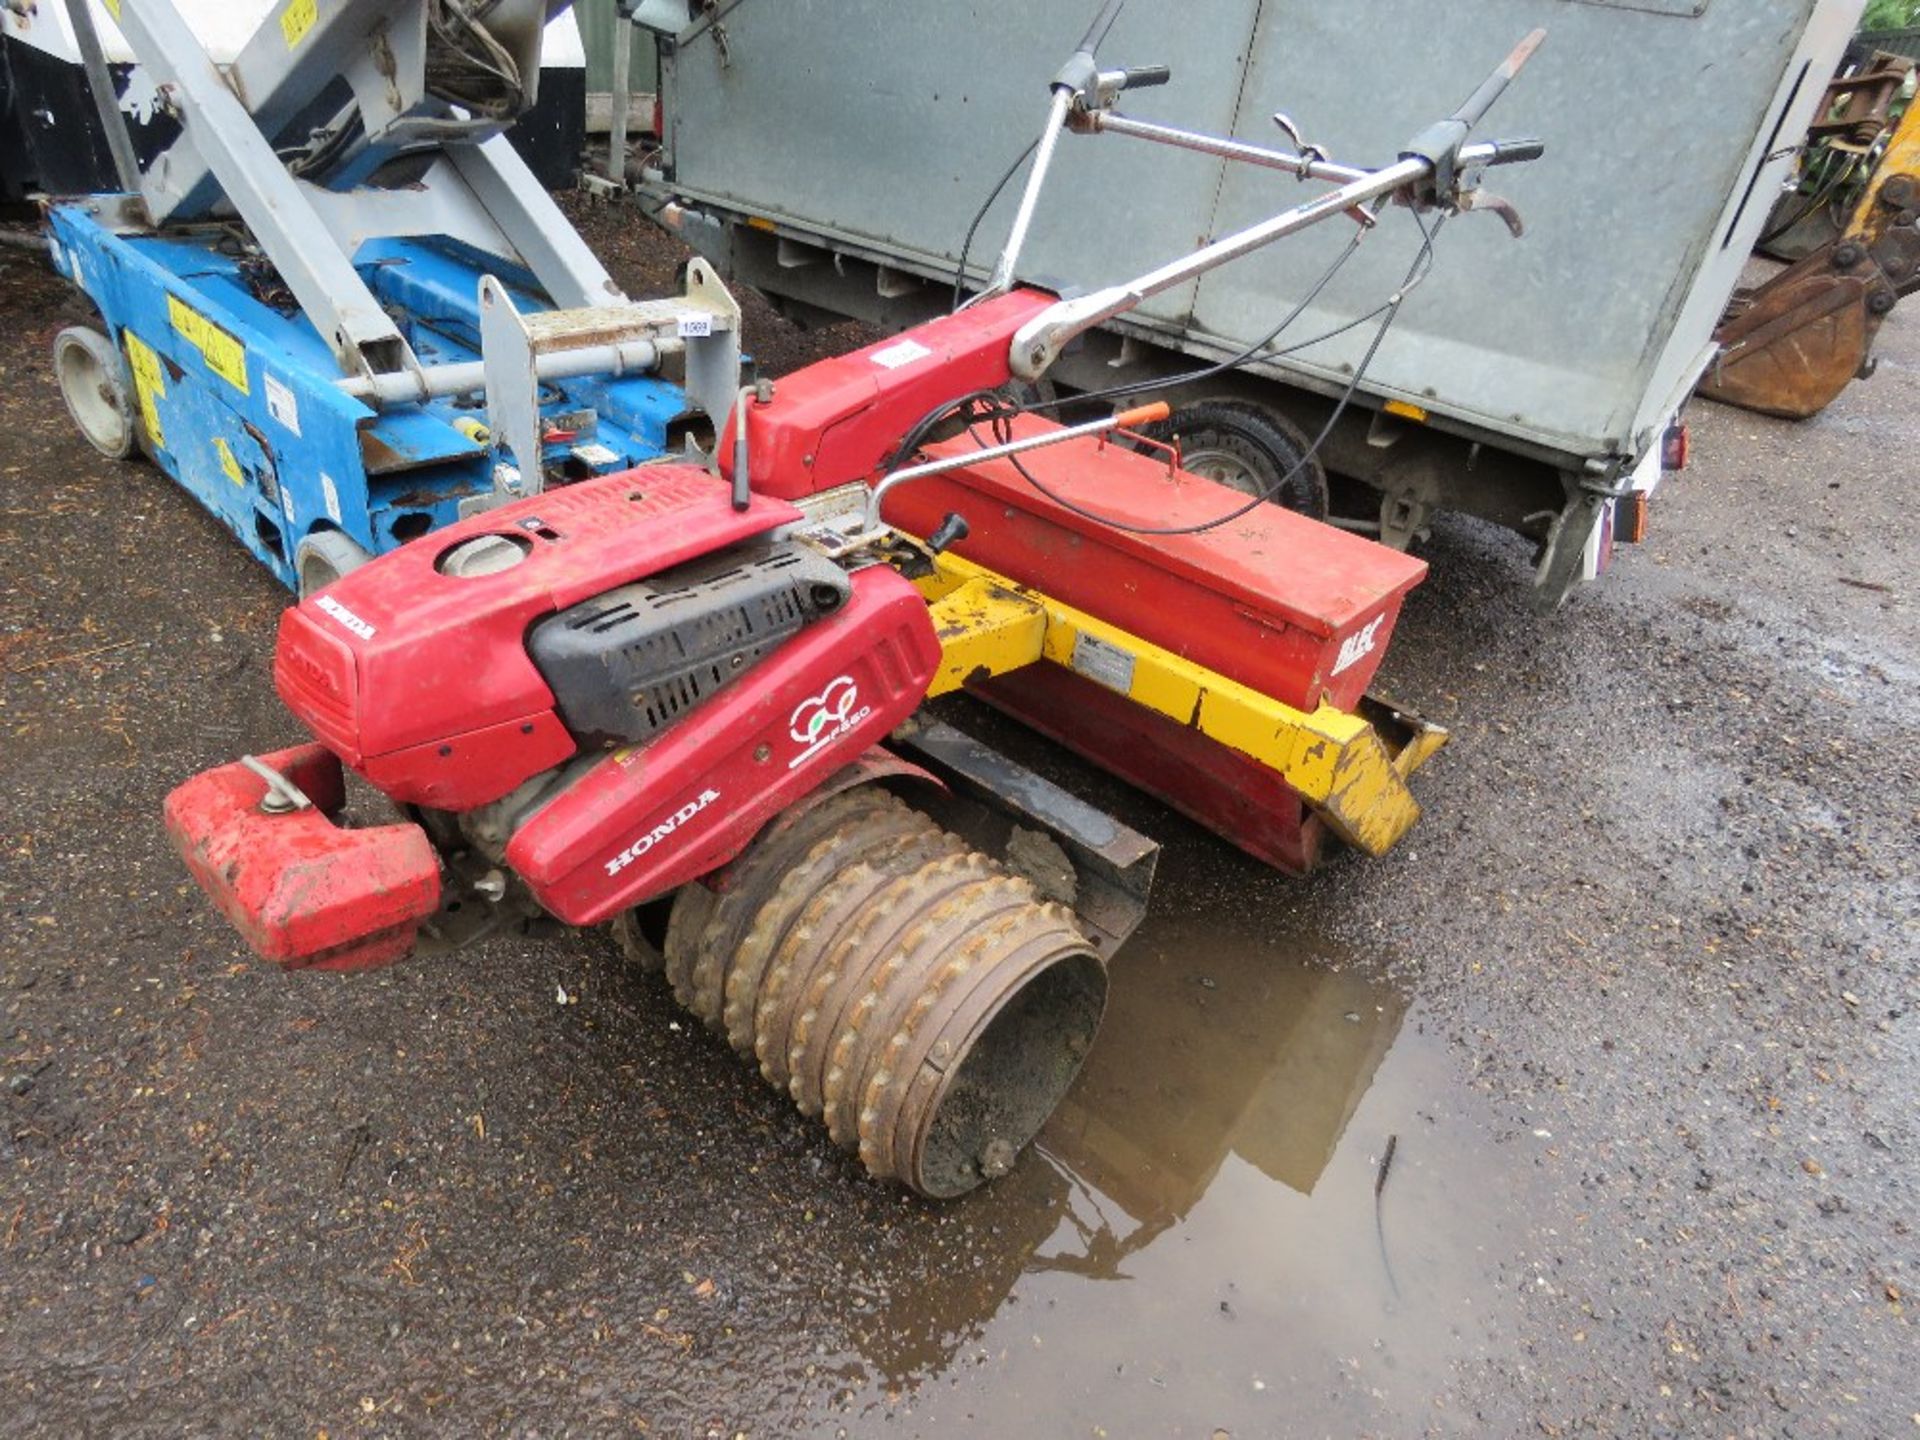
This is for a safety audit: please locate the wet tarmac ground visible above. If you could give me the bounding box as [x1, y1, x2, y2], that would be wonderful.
[1, 202, 1915, 1437]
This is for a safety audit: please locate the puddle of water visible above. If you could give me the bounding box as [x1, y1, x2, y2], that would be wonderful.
[810, 891, 1524, 1436]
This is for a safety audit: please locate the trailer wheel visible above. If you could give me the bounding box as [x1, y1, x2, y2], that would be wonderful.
[1143, 401, 1328, 519]
[295, 530, 374, 598]
[52, 327, 137, 460]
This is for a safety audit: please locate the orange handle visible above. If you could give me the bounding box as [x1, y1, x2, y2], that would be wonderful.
[1114, 401, 1171, 429]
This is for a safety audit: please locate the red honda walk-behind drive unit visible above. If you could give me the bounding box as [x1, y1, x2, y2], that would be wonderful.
[166, 8, 1545, 1197]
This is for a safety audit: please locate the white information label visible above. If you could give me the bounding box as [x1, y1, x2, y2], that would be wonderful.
[1070, 631, 1136, 693]
[264, 373, 301, 436]
[677, 313, 714, 338]
[570, 442, 621, 467]
[871, 338, 933, 371]
[320, 471, 343, 525]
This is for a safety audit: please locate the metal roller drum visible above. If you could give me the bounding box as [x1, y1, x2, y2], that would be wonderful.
[656, 783, 1106, 1197]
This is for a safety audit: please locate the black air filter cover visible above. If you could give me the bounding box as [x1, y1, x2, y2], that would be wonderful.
[528, 540, 852, 746]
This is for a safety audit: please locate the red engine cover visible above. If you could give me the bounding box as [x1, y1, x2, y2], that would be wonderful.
[273, 467, 802, 811]
[504, 563, 942, 926]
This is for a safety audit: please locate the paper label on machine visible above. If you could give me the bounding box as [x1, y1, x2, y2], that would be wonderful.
[265, 374, 301, 436]
[1071, 632, 1136, 693]
[871, 338, 932, 371]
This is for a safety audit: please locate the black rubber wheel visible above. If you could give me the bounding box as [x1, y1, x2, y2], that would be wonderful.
[1141, 400, 1328, 520]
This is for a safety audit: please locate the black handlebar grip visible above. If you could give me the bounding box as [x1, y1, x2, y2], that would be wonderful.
[1121, 64, 1172, 90]
[1486, 138, 1547, 165]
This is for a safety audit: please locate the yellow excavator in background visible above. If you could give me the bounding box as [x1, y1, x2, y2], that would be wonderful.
[1701, 52, 1920, 418]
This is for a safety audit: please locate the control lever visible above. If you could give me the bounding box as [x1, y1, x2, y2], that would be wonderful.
[1270, 112, 1329, 167]
[1456, 189, 1526, 238]
[974, 0, 1135, 300]
[926, 512, 971, 554]
[1399, 28, 1546, 208]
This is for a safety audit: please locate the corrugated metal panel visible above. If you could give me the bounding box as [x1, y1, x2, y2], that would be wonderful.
[1860, 25, 1920, 59]
[575, 0, 656, 94]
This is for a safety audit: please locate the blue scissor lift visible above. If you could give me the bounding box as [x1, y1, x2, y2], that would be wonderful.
[44, 0, 740, 594]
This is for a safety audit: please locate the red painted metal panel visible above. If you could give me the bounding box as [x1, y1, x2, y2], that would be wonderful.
[359, 709, 576, 812]
[975, 665, 1326, 876]
[721, 289, 1053, 499]
[273, 466, 799, 809]
[506, 565, 942, 925]
[162, 744, 442, 971]
[884, 417, 1426, 712]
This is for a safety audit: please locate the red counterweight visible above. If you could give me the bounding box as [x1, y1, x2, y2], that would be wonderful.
[163, 744, 441, 971]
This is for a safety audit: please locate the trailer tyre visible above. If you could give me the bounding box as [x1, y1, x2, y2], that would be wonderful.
[295, 530, 374, 598]
[1144, 401, 1328, 520]
[53, 327, 137, 461]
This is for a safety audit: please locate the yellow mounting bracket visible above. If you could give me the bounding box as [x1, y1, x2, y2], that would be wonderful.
[917, 553, 1446, 857]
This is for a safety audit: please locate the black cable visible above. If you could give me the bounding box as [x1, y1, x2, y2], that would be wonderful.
[1755, 149, 1864, 248]
[952, 138, 1041, 308]
[988, 210, 1444, 537]
[902, 202, 1383, 474]
[1031, 202, 1448, 417]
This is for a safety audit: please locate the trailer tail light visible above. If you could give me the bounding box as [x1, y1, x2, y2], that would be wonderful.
[1616, 489, 1650, 544]
[1661, 422, 1690, 471]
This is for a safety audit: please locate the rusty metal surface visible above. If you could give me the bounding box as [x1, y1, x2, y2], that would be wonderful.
[1699, 244, 1891, 417]
[1804, 54, 1913, 150]
[890, 716, 1160, 958]
[1707, 85, 1920, 418]
[662, 782, 896, 1028]
[655, 784, 1105, 1197]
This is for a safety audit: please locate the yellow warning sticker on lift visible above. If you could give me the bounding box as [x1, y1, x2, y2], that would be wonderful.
[124, 332, 167, 451]
[281, 0, 317, 49]
[214, 437, 246, 487]
[167, 294, 251, 395]
[101, 0, 119, 16]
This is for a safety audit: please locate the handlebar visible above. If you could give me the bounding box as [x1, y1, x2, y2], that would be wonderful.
[1480, 137, 1547, 167]
[1451, 29, 1547, 131]
[1075, 0, 1127, 56]
[1118, 64, 1171, 91]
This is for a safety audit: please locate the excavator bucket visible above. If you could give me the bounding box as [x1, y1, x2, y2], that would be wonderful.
[1703, 86, 1920, 419]
[1697, 241, 1897, 419]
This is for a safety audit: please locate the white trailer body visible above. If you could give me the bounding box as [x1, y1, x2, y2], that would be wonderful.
[634, 0, 1863, 606]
